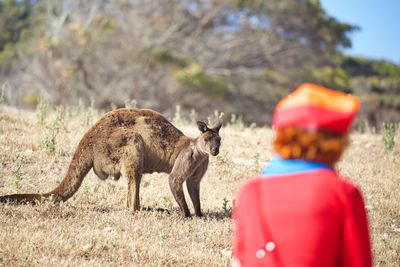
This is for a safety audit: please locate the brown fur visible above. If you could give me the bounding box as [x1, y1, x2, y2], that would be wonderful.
[0, 108, 222, 218]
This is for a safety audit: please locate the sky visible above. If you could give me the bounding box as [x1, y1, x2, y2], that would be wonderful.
[320, 0, 400, 64]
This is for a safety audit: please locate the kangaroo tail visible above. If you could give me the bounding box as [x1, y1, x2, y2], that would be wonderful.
[0, 193, 44, 204]
[0, 141, 93, 204]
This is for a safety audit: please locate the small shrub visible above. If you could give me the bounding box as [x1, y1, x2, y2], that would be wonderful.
[229, 114, 244, 129]
[41, 127, 58, 154]
[249, 122, 257, 132]
[176, 63, 230, 98]
[208, 110, 224, 126]
[172, 105, 183, 124]
[36, 94, 50, 124]
[381, 122, 398, 151]
[363, 119, 376, 134]
[253, 152, 262, 172]
[162, 196, 174, 210]
[152, 48, 190, 68]
[189, 109, 197, 125]
[124, 99, 137, 109]
[79, 97, 97, 126]
[110, 102, 118, 110]
[0, 83, 7, 105]
[222, 197, 232, 217]
[82, 184, 90, 197]
[12, 155, 23, 189]
[216, 151, 229, 164]
[41, 106, 70, 154]
[54, 106, 69, 133]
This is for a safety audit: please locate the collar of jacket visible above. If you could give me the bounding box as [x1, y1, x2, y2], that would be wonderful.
[260, 156, 333, 176]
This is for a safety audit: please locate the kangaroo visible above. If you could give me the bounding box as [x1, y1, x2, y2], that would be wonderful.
[0, 108, 222, 218]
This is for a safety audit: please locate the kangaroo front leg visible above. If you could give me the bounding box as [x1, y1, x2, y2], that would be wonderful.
[169, 175, 191, 218]
[187, 158, 209, 217]
[186, 179, 201, 217]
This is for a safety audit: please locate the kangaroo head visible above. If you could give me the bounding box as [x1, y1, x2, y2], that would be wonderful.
[196, 121, 222, 156]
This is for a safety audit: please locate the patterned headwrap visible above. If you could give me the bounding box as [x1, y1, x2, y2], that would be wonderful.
[273, 83, 360, 133]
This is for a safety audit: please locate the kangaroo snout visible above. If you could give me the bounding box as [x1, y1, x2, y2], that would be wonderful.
[211, 147, 219, 156]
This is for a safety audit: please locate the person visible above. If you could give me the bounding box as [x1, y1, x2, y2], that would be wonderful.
[232, 83, 372, 267]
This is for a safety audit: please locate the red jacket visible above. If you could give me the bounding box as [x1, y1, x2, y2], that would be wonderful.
[233, 159, 372, 267]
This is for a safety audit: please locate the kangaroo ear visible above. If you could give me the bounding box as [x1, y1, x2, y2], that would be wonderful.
[213, 121, 222, 133]
[197, 121, 209, 133]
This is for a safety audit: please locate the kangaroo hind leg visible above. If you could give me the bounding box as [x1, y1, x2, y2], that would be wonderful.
[93, 143, 116, 180]
[121, 134, 144, 214]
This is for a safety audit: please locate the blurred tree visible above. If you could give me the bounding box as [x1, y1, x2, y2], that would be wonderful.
[0, 0, 399, 127]
[0, 0, 33, 60]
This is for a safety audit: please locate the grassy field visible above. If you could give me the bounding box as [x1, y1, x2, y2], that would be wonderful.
[0, 106, 399, 266]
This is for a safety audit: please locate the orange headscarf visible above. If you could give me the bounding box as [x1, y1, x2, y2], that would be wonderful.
[273, 83, 360, 133]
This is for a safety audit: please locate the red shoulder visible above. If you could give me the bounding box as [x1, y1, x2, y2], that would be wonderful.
[233, 177, 263, 213]
[236, 177, 263, 197]
[339, 177, 364, 197]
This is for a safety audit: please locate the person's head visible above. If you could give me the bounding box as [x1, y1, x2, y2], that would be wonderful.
[272, 83, 360, 166]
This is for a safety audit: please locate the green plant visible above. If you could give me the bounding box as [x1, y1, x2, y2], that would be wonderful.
[36, 94, 50, 124]
[41, 127, 58, 154]
[189, 109, 197, 125]
[152, 48, 190, 68]
[41, 106, 70, 154]
[253, 152, 262, 172]
[173, 105, 183, 124]
[381, 122, 398, 151]
[229, 114, 244, 128]
[222, 197, 232, 217]
[216, 151, 229, 164]
[311, 66, 350, 92]
[124, 99, 137, 109]
[363, 119, 376, 134]
[249, 122, 257, 132]
[208, 110, 224, 126]
[82, 184, 90, 197]
[76, 98, 86, 116]
[0, 83, 7, 105]
[54, 106, 69, 133]
[110, 102, 118, 110]
[162, 196, 173, 210]
[81, 97, 97, 126]
[12, 155, 23, 189]
[20, 256, 31, 267]
[159, 234, 168, 243]
[176, 63, 230, 98]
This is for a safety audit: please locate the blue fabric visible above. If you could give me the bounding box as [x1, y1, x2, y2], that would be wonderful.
[261, 156, 333, 176]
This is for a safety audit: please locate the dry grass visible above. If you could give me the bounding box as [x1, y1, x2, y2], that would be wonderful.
[0, 107, 399, 266]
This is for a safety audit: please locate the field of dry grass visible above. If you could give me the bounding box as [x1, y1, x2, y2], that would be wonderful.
[0, 106, 399, 266]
